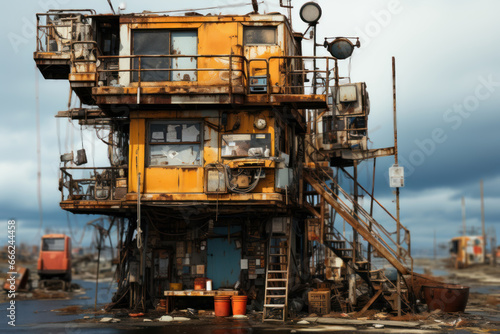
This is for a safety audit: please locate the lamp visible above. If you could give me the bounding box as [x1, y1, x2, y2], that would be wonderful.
[299, 2, 322, 25]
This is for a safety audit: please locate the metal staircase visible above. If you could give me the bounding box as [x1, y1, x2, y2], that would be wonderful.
[262, 230, 291, 321]
[303, 167, 414, 312]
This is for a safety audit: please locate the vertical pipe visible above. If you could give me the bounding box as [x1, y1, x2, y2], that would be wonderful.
[392, 56, 401, 317]
[480, 180, 486, 263]
[312, 24, 318, 135]
[353, 161, 358, 263]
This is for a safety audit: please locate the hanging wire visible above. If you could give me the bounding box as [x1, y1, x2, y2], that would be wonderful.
[140, 2, 264, 15]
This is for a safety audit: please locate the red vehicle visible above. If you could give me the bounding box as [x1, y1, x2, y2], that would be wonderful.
[37, 234, 72, 282]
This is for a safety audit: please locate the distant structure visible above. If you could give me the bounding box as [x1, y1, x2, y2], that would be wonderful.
[449, 236, 484, 268]
[34, 2, 413, 319]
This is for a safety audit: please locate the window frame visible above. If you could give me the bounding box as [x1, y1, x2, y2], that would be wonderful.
[243, 26, 278, 46]
[147, 120, 203, 167]
[131, 29, 198, 82]
[42, 238, 65, 252]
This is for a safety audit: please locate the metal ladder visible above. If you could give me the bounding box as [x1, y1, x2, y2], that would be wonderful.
[262, 231, 291, 321]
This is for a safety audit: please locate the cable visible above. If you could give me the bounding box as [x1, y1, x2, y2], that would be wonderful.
[141, 2, 264, 15]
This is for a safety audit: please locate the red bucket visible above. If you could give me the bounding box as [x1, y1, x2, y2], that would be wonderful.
[231, 295, 248, 316]
[214, 296, 231, 317]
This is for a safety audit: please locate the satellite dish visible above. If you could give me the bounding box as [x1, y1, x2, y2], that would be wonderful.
[327, 38, 355, 60]
[118, 2, 126, 11]
[299, 2, 322, 25]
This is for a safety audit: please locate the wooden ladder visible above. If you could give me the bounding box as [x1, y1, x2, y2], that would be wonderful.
[262, 231, 291, 321]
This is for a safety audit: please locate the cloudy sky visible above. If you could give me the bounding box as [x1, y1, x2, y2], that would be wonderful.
[1, 0, 499, 254]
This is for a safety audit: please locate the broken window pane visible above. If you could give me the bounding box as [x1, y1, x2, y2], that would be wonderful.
[150, 144, 201, 166]
[150, 123, 166, 142]
[149, 122, 202, 166]
[244, 26, 277, 45]
[221, 133, 271, 157]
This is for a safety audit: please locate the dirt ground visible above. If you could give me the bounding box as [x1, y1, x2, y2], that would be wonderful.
[2, 259, 500, 333]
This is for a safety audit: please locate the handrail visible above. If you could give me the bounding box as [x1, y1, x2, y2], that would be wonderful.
[306, 162, 413, 269]
[304, 166, 413, 310]
[268, 55, 334, 95]
[340, 167, 411, 242]
[97, 54, 248, 87]
[36, 12, 94, 53]
[60, 166, 126, 202]
[303, 143, 411, 264]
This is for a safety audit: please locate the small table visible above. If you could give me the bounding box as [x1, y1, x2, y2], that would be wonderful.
[163, 290, 239, 313]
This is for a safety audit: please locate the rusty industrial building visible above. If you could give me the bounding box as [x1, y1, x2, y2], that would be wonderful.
[34, 3, 416, 320]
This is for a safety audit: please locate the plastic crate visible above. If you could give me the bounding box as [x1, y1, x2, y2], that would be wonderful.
[308, 290, 331, 315]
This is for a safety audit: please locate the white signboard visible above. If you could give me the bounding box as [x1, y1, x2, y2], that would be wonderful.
[389, 165, 405, 188]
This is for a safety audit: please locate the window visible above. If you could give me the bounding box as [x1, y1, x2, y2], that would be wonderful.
[132, 30, 197, 82]
[42, 238, 65, 251]
[221, 133, 271, 157]
[244, 26, 277, 45]
[149, 121, 202, 166]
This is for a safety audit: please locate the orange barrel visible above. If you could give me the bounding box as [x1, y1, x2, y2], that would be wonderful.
[214, 296, 231, 317]
[231, 295, 248, 316]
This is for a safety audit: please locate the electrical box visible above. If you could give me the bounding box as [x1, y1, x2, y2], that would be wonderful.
[332, 82, 369, 115]
[338, 84, 357, 102]
[249, 75, 267, 93]
[389, 165, 404, 188]
[271, 217, 290, 233]
[205, 167, 227, 193]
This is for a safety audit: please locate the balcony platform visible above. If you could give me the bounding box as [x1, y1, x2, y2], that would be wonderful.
[60, 192, 286, 215]
[33, 52, 71, 79]
[93, 85, 327, 110]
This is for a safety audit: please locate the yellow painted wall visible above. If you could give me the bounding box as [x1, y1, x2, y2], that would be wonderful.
[120, 15, 293, 89]
[128, 110, 278, 195]
[124, 15, 297, 196]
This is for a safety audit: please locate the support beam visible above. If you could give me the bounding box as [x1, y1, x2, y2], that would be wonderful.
[359, 289, 383, 314]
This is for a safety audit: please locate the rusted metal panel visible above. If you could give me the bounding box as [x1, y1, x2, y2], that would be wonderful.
[341, 147, 395, 160]
[125, 192, 283, 202]
[171, 31, 197, 82]
[69, 73, 97, 82]
[129, 119, 145, 193]
[225, 159, 275, 168]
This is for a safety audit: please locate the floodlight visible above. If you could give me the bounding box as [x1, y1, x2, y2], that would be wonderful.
[326, 38, 355, 60]
[300, 2, 322, 25]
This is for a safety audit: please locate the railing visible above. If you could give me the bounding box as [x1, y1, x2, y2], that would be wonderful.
[97, 54, 248, 88]
[309, 166, 413, 273]
[304, 165, 414, 310]
[96, 54, 337, 98]
[268, 56, 336, 96]
[60, 167, 127, 202]
[36, 11, 95, 53]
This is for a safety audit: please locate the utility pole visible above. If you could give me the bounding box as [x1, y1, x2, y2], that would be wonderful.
[480, 180, 486, 263]
[434, 229, 437, 261]
[392, 56, 401, 317]
[462, 196, 466, 236]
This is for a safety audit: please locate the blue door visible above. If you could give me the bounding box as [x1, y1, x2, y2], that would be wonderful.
[207, 227, 241, 289]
